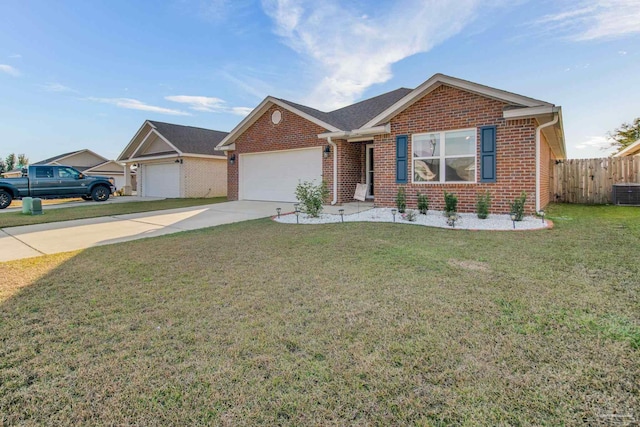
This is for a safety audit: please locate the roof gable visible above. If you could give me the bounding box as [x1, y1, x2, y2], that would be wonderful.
[217, 88, 413, 148]
[34, 149, 107, 167]
[362, 74, 553, 128]
[118, 120, 228, 161]
[84, 160, 131, 175]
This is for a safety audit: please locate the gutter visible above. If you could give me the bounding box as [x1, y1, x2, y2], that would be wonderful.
[327, 137, 338, 205]
[535, 113, 559, 212]
[318, 123, 390, 140]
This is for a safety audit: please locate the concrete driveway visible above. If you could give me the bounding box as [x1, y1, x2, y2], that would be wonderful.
[0, 201, 284, 262]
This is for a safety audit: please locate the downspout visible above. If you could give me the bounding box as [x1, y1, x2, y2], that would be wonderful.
[535, 113, 559, 212]
[327, 137, 338, 205]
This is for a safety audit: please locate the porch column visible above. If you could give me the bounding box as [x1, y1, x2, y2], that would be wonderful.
[123, 163, 133, 195]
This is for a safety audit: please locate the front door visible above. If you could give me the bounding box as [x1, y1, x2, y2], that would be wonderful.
[366, 144, 374, 198]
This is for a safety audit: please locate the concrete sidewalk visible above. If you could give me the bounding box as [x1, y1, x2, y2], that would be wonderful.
[0, 201, 284, 262]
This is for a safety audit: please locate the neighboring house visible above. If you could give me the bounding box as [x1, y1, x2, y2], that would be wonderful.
[613, 139, 640, 157]
[1, 149, 132, 190]
[216, 73, 566, 213]
[84, 160, 136, 191]
[117, 120, 228, 198]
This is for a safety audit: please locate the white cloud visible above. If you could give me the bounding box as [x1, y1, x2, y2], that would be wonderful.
[261, 0, 497, 109]
[618, 50, 628, 55]
[165, 95, 226, 112]
[574, 135, 612, 150]
[87, 97, 191, 116]
[230, 106, 253, 116]
[537, 0, 640, 41]
[40, 82, 75, 93]
[9, 54, 22, 59]
[165, 95, 253, 116]
[0, 64, 20, 76]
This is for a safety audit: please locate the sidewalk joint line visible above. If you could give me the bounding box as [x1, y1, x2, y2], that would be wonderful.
[0, 228, 46, 256]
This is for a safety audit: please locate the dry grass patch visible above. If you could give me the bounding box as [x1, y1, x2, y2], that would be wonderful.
[0, 204, 638, 425]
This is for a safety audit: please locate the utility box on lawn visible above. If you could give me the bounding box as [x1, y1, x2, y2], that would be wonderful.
[31, 198, 43, 215]
[22, 197, 33, 214]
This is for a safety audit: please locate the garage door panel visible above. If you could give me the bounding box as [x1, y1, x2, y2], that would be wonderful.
[240, 148, 322, 202]
[143, 163, 180, 198]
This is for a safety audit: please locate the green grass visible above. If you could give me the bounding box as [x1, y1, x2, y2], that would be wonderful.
[0, 197, 226, 228]
[0, 203, 638, 425]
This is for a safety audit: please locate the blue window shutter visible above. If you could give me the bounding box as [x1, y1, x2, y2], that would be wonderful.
[480, 126, 496, 182]
[396, 135, 408, 183]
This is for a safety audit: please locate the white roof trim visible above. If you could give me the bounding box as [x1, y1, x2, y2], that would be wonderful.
[217, 143, 235, 151]
[503, 105, 560, 119]
[318, 124, 390, 140]
[216, 96, 340, 149]
[614, 139, 640, 157]
[130, 128, 157, 159]
[83, 160, 129, 174]
[362, 73, 553, 129]
[117, 120, 155, 162]
[126, 153, 226, 163]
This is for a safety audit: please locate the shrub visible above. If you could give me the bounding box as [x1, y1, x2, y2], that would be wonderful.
[417, 192, 429, 214]
[476, 192, 491, 219]
[295, 180, 329, 218]
[396, 187, 407, 213]
[403, 210, 417, 222]
[443, 191, 458, 215]
[509, 192, 527, 221]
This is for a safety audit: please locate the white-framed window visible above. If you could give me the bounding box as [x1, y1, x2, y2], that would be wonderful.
[412, 128, 476, 183]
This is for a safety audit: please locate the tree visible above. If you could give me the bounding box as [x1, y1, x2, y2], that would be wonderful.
[5, 153, 16, 172]
[0, 160, 6, 174]
[17, 153, 28, 168]
[608, 117, 640, 153]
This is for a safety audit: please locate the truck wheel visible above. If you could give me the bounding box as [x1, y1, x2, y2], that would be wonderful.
[0, 190, 12, 209]
[91, 186, 110, 202]
[81, 195, 93, 201]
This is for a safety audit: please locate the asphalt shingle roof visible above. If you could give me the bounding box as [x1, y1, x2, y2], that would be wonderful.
[148, 121, 228, 156]
[278, 87, 413, 131]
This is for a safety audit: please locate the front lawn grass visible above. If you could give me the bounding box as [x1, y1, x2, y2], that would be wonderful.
[0, 197, 226, 228]
[1, 203, 638, 425]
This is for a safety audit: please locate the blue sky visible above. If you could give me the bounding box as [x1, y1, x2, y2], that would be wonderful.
[1, 0, 639, 162]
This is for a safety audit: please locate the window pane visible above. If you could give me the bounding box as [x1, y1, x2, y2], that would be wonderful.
[413, 133, 439, 158]
[445, 130, 475, 156]
[445, 157, 475, 182]
[414, 159, 439, 182]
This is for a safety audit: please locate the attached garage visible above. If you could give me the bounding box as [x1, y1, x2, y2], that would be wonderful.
[142, 162, 180, 198]
[239, 147, 322, 202]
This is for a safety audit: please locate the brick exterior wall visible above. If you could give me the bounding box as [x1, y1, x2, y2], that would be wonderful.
[226, 105, 331, 201]
[372, 85, 539, 213]
[184, 157, 227, 197]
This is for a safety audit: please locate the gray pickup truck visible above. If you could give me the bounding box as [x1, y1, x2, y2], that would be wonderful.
[0, 165, 116, 209]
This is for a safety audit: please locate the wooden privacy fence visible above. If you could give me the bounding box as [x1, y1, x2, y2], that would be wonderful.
[552, 157, 640, 204]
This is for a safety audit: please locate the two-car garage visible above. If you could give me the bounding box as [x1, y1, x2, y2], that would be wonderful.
[239, 147, 322, 203]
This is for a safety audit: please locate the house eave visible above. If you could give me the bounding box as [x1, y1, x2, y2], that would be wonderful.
[318, 124, 390, 140]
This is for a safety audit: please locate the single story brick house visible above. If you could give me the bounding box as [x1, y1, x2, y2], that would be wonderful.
[117, 120, 227, 198]
[216, 73, 566, 213]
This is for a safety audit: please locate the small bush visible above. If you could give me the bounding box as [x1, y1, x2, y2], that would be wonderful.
[476, 192, 491, 219]
[295, 180, 329, 218]
[509, 192, 527, 221]
[402, 210, 417, 222]
[396, 187, 407, 213]
[443, 191, 458, 215]
[417, 192, 429, 214]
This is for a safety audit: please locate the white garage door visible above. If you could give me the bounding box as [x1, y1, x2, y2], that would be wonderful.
[240, 147, 322, 202]
[143, 163, 180, 198]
